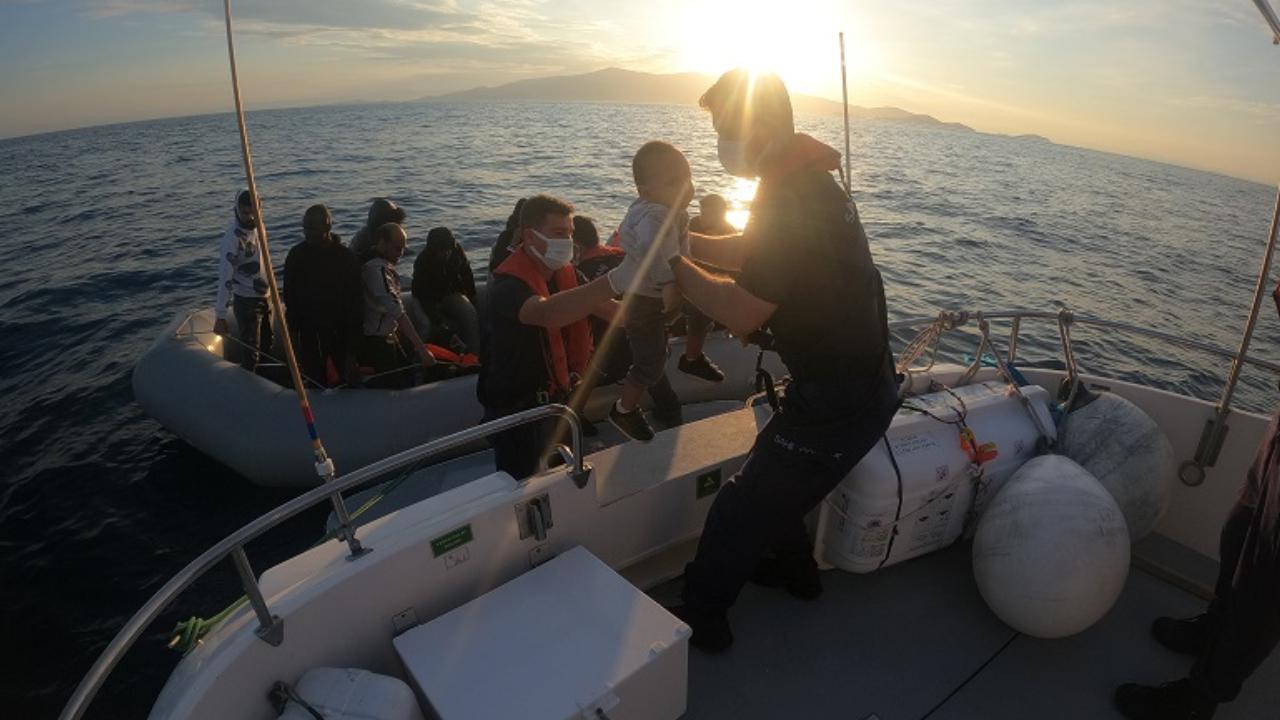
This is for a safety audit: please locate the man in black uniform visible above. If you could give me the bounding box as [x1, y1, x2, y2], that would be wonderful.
[1115, 416, 1280, 718]
[665, 69, 899, 652]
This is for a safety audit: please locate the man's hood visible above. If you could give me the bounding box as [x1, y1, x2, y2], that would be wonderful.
[758, 133, 841, 180]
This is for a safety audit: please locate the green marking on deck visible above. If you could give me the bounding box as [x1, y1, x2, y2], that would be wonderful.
[696, 469, 723, 499]
[430, 524, 474, 558]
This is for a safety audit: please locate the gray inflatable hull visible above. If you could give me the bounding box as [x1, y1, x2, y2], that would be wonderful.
[134, 309, 786, 487]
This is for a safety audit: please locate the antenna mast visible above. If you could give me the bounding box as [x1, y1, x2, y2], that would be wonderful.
[839, 32, 849, 197]
[222, 0, 367, 558]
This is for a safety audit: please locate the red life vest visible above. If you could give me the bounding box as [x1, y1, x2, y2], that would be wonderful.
[493, 248, 593, 396]
[425, 344, 480, 367]
[578, 244, 624, 262]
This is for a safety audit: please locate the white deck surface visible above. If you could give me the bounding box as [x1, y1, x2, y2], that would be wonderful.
[650, 543, 1280, 720]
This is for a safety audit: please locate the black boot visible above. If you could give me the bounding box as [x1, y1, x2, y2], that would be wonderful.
[1151, 614, 1210, 656]
[751, 556, 823, 601]
[1114, 679, 1217, 720]
[668, 604, 734, 653]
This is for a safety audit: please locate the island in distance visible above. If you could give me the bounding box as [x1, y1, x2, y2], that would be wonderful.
[424, 67, 1053, 143]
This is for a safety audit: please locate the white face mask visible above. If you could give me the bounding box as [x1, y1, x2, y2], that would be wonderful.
[530, 229, 574, 270]
[717, 136, 757, 178]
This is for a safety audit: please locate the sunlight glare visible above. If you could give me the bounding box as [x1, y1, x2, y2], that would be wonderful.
[677, 0, 878, 97]
[725, 177, 757, 231]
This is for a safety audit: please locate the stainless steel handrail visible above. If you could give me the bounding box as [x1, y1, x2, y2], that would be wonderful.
[888, 309, 1280, 375]
[59, 403, 588, 720]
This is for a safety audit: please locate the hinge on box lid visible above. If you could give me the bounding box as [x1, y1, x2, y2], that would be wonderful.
[515, 494, 553, 540]
[578, 690, 620, 719]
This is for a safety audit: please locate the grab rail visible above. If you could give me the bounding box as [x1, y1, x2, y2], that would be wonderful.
[887, 309, 1280, 375]
[59, 403, 589, 720]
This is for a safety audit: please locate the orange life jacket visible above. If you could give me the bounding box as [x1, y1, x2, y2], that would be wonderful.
[493, 248, 593, 396]
[425, 344, 480, 367]
[578, 244, 624, 262]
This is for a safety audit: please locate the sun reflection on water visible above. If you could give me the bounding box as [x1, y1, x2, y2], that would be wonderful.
[724, 177, 757, 231]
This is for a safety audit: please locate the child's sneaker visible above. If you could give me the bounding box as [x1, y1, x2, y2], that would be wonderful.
[678, 353, 725, 383]
[609, 401, 655, 442]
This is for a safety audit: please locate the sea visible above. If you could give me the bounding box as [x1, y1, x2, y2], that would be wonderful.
[1, 100, 1277, 719]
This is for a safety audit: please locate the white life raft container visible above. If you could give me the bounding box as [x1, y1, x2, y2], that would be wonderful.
[819, 381, 1054, 573]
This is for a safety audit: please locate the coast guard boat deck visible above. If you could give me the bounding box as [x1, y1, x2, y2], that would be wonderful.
[60, 307, 1280, 720]
[660, 543, 1280, 719]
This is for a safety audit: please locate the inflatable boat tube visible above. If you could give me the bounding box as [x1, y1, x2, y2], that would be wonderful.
[133, 309, 787, 487]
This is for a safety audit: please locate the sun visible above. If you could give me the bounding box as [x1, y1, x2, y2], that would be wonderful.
[676, 0, 879, 98]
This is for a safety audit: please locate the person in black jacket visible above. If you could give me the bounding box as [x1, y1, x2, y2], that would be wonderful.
[282, 204, 363, 387]
[350, 198, 407, 263]
[1115, 276, 1280, 720]
[663, 69, 899, 653]
[412, 226, 480, 353]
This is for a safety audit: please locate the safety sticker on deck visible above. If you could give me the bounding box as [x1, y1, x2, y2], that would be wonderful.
[431, 524, 474, 558]
[696, 469, 723, 499]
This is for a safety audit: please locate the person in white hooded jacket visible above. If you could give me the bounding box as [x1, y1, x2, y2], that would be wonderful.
[213, 190, 273, 371]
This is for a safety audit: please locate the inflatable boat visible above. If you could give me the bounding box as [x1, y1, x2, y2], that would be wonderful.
[133, 307, 786, 487]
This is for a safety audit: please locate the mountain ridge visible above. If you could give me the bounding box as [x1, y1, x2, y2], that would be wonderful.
[423, 67, 997, 136]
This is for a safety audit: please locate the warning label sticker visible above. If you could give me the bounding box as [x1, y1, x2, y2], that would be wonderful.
[430, 524, 474, 558]
[891, 433, 939, 456]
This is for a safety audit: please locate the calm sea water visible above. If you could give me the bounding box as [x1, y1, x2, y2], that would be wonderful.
[1, 101, 1277, 718]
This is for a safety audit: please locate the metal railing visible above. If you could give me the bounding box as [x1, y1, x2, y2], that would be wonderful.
[59, 403, 590, 720]
[887, 308, 1280, 376]
[889, 308, 1280, 485]
[68, 306, 1280, 720]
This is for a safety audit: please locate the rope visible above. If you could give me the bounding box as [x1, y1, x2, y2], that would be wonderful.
[976, 315, 1057, 448]
[168, 596, 248, 654]
[176, 325, 330, 389]
[824, 390, 994, 564]
[876, 436, 903, 570]
[168, 467, 414, 654]
[895, 311, 969, 376]
[900, 388, 998, 533]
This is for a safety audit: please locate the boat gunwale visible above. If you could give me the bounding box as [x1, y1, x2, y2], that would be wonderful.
[57, 402, 590, 720]
[61, 306, 1277, 720]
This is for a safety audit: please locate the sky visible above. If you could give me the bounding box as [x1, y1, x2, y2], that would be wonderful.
[2, 0, 1278, 184]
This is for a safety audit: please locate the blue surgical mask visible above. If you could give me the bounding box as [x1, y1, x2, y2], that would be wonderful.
[530, 230, 574, 270]
[717, 137, 757, 178]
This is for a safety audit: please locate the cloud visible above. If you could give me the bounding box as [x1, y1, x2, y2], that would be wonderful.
[82, 0, 630, 80]
[1171, 94, 1280, 119]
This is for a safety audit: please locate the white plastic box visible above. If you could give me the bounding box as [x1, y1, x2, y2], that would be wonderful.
[820, 381, 1054, 573]
[393, 546, 690, 720]
[281, 667, 425, 720]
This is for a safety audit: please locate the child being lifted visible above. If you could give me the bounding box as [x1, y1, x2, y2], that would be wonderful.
[607, 140, 724, 442]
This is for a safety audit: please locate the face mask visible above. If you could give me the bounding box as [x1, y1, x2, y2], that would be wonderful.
[717, 137, 757, 178]
[530, 230, 574, 270]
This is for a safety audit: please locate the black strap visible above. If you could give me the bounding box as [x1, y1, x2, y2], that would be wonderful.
[755, 349, 780, 412]
[876, 434, 904, 571]
[269, 681, 325, 720]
